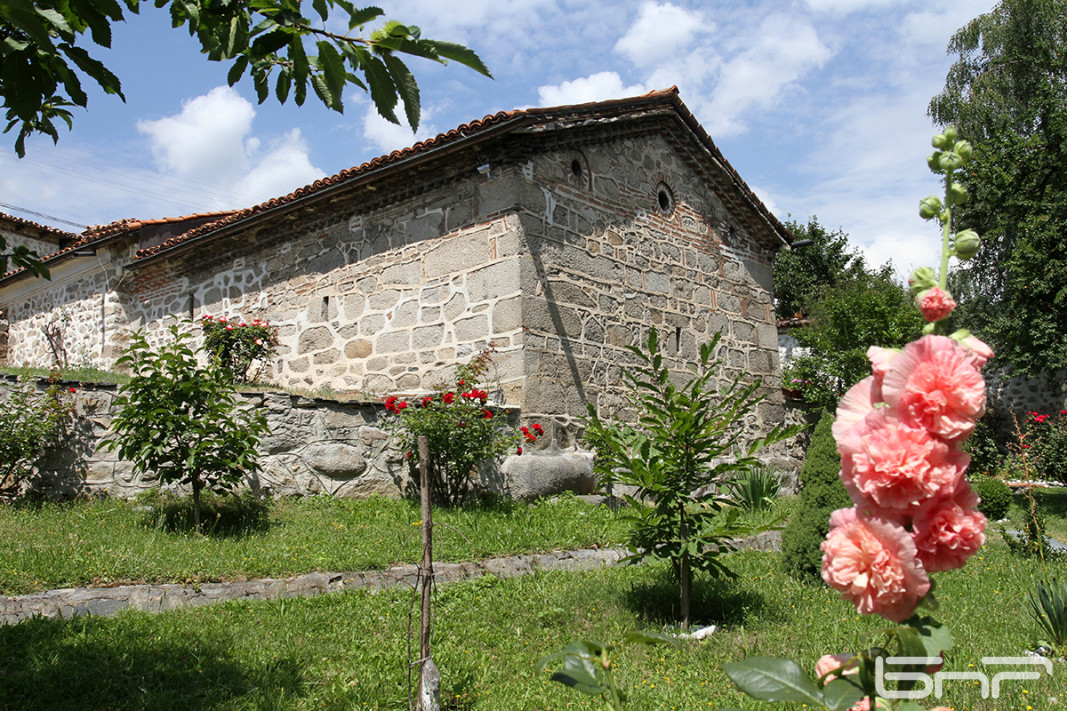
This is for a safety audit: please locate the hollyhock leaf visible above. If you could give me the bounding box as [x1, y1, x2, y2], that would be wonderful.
[822, 679, 866, 711]
[723, 657, 824, 704]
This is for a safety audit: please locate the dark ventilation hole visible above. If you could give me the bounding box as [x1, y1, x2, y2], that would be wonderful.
[188, 294, 196, 319]
[676, 326, 682, 354]
[657, 183, 675, 215]
[321, 295, 330, 319]
[570, 159, 583, 179]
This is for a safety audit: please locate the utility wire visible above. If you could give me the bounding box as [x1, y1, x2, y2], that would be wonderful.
[0, 202, 88, 230]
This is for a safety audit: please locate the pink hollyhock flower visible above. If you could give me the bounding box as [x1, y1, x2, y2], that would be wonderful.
[918, 287, 957, 322]
[882, 335, 986, 443]
[833, 376, 880, 447]
[912, 481, 986, 572]
[867, 346, 899, 389]
[838, 411, 969, 518]
[821, 508, 931, 623]
[960, 335, 994, 370]
[815, 653, 859, 682]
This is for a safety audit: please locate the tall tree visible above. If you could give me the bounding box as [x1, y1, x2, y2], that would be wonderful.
[929, 0, 1067, 379]
[772, 216, 869, 320]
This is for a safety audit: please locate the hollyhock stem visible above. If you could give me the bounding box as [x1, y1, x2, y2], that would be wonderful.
[938, 167, 954, 292]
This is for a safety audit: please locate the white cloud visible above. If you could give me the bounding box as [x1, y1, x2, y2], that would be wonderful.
[361, 108, 438, 155]
[233, 130, 323, 205]
[804, 0, 906, 13]
[537, 72, 647, 107]
[615, 2, 711, 66]
[702, 14, 832, 137]
[134, 86, 325, 211]
[137, 86, 255, 179]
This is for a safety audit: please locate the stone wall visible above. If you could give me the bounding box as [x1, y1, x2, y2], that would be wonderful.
[13, 378, 603, 501]
[125, 175, 526, 399]
[23, 381, 406, 500]
[511, 134, 784, 443]
[2, 238, 132, 370]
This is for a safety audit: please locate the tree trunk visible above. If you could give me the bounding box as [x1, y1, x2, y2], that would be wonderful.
[192, 477, 203, 534]
[417, 436, 438, 711]
[679, 504, 691, 631]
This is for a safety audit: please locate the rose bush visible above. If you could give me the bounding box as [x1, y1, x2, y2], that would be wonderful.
[200, 315, 279, 383]
[383, 347, 541, 505]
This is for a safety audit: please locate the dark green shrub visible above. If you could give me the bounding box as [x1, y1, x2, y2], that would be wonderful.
[971, 475, 1012, 520]
[780, 411, 851, 580]
[963, 415, 1005, 476]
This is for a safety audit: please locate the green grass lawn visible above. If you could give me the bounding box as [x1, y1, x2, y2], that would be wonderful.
[0, 492, 639, 596]
[0, 542, 1062, 711]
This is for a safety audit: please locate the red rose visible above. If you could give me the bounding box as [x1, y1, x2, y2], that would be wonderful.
[443, 393, 454, 404]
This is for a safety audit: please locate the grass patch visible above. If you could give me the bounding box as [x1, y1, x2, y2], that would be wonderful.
[1003, 487, 1067, 543]
[0, 492, 638, 595]
[0, 543, 1061, 710]
[0, 366, 130, 386]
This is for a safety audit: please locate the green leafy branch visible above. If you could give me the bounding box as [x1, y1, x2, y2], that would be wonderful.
[0, 0, 492, 156]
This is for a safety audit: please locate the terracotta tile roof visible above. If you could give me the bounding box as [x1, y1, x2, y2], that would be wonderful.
[776, 317, 812, 329]
[135, 87, 793, 261]
[1, 210, 238, 282]
[81, 211, 238, 241]
[0, 211, 81, 242]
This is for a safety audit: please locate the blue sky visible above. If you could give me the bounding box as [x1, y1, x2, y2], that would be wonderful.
[1, 0, 995, 279]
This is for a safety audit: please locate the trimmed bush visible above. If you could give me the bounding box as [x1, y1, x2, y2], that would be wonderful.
[972, 475, 1012, 521]
[780, 411, 851, 580]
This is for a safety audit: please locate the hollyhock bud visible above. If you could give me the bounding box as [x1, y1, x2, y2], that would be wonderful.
[932, 134, 948, 150]
[908, 266, 937, 297]
[953, 140, 972, 162]
[953, 230, 980, 260]
[927, 153, 942, 171]
[960, 335, 994, 370]
[918, 196, 942, 220]
[917, 286, 957, 322]
[943, 126, 958, 144]
[940, 151, 964, 171]
[946, 182, 968, 206]
[814, 654, 859, 682]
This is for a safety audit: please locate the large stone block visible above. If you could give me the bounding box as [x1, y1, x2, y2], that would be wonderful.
[467, 260, 520, 302]
[497, 449, 595, 500]
[425, 230, 491, 279]
[298, 326, 335, 355]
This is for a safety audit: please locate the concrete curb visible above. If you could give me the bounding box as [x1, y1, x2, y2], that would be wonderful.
[0, 530, 783, 625]
[0, 548, 628, 625]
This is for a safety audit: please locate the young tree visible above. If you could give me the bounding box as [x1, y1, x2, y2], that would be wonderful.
[103, 323, 268, 533]
[930, 0, 1067, 379]
[583, 329, 800, 630]
[1, 1, 491, 157]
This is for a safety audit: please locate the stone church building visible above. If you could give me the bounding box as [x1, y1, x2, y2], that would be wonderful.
[1, 88, 795, 494]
